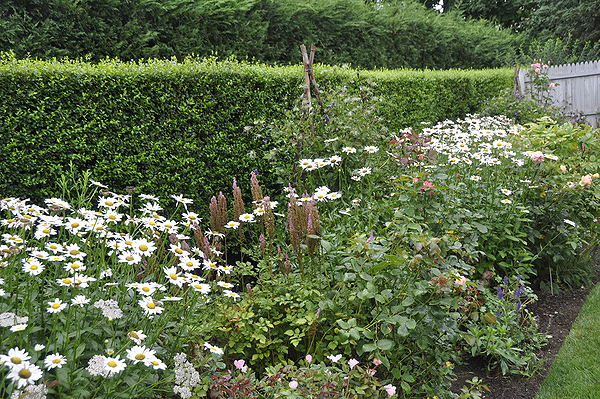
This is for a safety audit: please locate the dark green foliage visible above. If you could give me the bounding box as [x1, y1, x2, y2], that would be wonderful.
[0, 0, 519, 70]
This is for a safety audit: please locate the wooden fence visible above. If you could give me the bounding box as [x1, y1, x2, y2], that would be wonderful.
[518, 60, 600, 127]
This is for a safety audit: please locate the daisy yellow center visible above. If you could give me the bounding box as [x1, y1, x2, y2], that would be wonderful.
[186, 262, 193, 267]
[147, 303, 156, 309]
[10, 357, 21, 364]
[126, 256, 134, 261]
[175, 248, 183, 254]
[105, 201, 114, 206]
[151, 360, 159, 366]
[43, 229, 50, 234]
[7, 219, 14, 223]
[18, 369, 31, 379]
[30, 265, 38, 270]
[125, 240, 133, 245]
[135, 354, 145, 360]
[49, 245, 57, 249]
[63, 279, 72, 284]
[52, 303, 60, 309]
[71, 223, 79, 228]
[107, 360, 117, 368]
[139, 245, 148, 251]
[96, 226, 104, 231]
[109, 215, 116, 220]
[52, 359, 61, 364]
[169, 273, 177, 280]
[129, 332, 139, 339]
[71, 264, 80, 269]
[70, 249, 80, 255]
[142, 287, 150, 292]
[165, 224, 172, 228]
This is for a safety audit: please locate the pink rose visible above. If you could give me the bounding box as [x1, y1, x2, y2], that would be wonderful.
[580, 174, 593, 187]
[549, 82, 556, 88]
[305, 354, 313, 363]
[289, 381, 298, 389]
[530, 151, 544, 164]
[455, 276, 467, 285]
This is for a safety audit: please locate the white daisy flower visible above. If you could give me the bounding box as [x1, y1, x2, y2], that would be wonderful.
[103, 355, 127, 375]
[44, 353, 67, 370]
[46, 298, 67, 314]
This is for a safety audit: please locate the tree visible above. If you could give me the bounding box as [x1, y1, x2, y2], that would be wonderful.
[453, 0, 535, 30]
[524, 0, 600, 45]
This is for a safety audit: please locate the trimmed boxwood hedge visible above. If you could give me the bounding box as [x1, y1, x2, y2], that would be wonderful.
[0, 54, 513, 207]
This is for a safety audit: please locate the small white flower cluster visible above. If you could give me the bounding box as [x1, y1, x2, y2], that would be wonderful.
[173, 352, 201, 399]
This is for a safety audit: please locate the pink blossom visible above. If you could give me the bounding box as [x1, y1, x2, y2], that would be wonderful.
[289, 381, 298, 389]
[412, 177, 419, 183]
[560, 165, 567, 173]
[384, 384, 397, 396]
[535, 67, 541, 73]
[580, 174, 593, 186]
[530, 151, 544, 164]
[455, 276, 467, 285]
[549, 82, 556, 88]
[372, 358, 382, 366]
[233, 359, 247, 372]
[531, 62, 541, 68]
[348, 358, 359, 369]
[305, 354, 313, 363]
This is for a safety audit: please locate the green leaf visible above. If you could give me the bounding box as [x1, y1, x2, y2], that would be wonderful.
[377, 339, 395, 351]
[463, 333, 476, 346]
[362, 343, 378, 352]
[474, 222, 488, 233]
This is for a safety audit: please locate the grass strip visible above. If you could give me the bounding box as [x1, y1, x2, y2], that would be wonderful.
[535, 282, 600, 399]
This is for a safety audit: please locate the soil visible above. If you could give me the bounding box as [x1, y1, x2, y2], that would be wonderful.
[450, 263, 600, 399]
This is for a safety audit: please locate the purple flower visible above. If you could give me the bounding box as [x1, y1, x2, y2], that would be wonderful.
[516, 302, 522, 311]
[514, 286, 525, 298]
[503, 277, 509, 285]
[496, 286, 504, 299]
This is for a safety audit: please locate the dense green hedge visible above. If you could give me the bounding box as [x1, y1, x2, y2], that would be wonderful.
[0, 55, 513, 206]
[0, 0, 520, 70]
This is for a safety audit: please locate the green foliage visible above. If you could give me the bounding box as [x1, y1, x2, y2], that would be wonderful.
[0, 0, 520, 70]
[450, 0, 536, 31]
[524, 0, 600, 48]
[0, 55, 300, 207]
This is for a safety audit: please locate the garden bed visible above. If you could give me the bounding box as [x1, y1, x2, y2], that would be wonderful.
[451, 260, 600, 398]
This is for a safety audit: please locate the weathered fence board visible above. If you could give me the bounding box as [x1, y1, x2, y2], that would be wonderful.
[518, 60, 600, 127]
